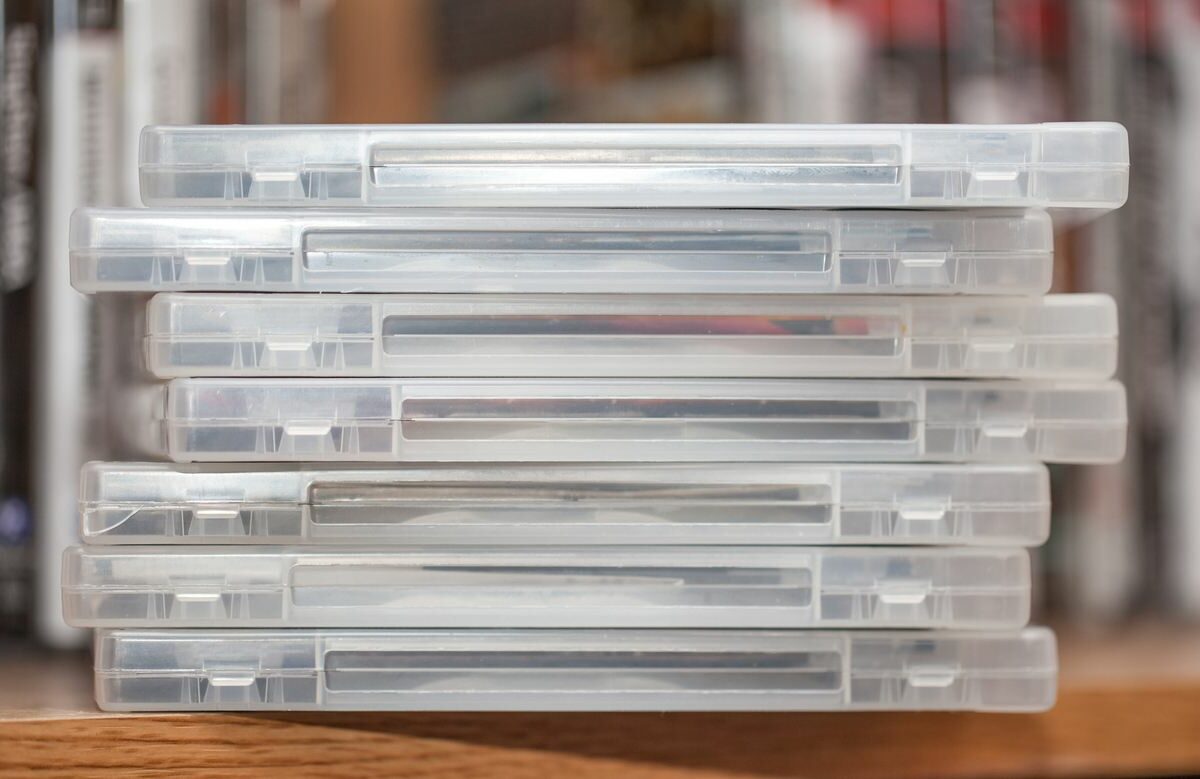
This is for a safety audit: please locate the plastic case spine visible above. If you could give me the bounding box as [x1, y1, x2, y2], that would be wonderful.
[92, 627, 1058, 712]
[145, 378, 1128, 464]
[69, 207, 1055, 295]
[77, 462, 1052, 546]
[136, 123, 1129, 209]
[60, 545, 1031, 630]
[141, 293, 1119, 380]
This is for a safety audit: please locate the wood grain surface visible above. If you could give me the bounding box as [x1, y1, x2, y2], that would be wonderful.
[2, 627, 1199, 779]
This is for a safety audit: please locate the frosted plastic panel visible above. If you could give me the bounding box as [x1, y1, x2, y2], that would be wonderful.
[71, 207, 1054, 294]
[79, 462, 1050, 546]
[143, 293, 1117, 380]
[148, 378, 1128, 464]
[63, 545, 1031, 629]
[93, 627, 1057, 712]
[138, 123, 1128, 210]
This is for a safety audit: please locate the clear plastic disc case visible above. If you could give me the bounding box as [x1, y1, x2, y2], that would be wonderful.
[70, 207, 1054, 295]
[142, 293, 1118, 379]
[62, 545, 1031, 629]
[143, 378, 1128, 464]
[93, 627, 1057, 712]
[79, 462, 1051, 546]
[137, 123, 1128, 210]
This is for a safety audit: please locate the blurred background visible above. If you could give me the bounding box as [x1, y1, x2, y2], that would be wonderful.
[0, 0, 1192, 648]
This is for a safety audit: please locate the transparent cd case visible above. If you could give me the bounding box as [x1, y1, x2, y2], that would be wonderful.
[62, 545, 1031, 629]
[70, 207, 1054, 295]
[146, 378, 1128, 464]
[137, 123, 1128, 210]
[79, 462, 1051, 546]
[93, 627, 1058, 712]
[143, 293, 1118, 380]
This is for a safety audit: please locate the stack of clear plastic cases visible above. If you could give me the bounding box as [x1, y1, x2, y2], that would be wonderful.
[66, 122, 1130, 713]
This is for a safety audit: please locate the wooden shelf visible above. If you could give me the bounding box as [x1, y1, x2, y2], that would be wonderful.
[3, 625, 1199, 778]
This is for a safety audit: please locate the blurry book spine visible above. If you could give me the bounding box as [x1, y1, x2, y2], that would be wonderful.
[96, 0, 208, 471]
[0, 0, 40, 635]
[36, 0, 215, 649]
[1160, 0, 1200, 617]
[121, 0, 206, 204]
[824, 0, 949, 123]
[4, 0, 38, 289]
[1056, 0, 1147, 621]
[1116, 2, 1174, 620]
[34, 0, 119, 648]
[740, 0, 868, 122]
[246, 0, 330, 123]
